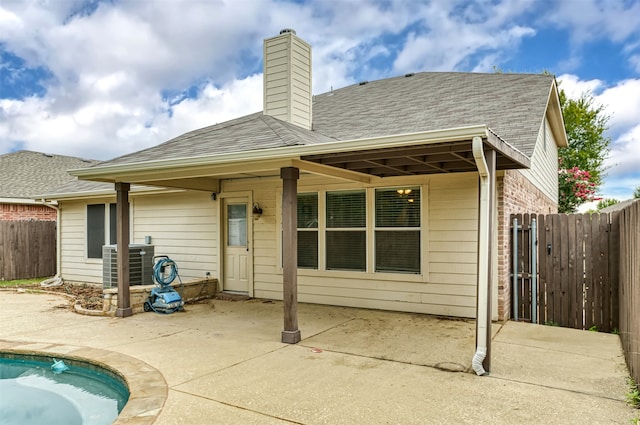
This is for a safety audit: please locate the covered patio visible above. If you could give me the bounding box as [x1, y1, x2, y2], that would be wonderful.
[0, 291, 634, 424]
[71, 126, 530, 374]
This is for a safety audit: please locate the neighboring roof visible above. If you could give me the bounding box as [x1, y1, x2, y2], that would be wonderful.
[0, 150, 98, 200]
[600, 198, 640, 213]
[89, 72, 556, 170]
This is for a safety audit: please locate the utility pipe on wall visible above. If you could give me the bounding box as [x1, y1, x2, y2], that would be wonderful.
[472, 136, 491, 376]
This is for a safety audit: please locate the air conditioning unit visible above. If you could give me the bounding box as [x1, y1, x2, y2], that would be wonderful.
[102, 244, 154, 289]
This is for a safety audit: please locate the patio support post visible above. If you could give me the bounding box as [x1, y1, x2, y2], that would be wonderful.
[115, 182, 132, 318]
[280, 167, 301, 344]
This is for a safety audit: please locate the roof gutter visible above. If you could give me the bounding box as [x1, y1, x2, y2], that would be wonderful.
[472, 136, 491, 376]
[69, 125, 492, 181]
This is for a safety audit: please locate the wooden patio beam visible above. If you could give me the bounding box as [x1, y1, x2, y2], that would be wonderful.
[406, 156, 451, 173]
[364, 159, 413, 175]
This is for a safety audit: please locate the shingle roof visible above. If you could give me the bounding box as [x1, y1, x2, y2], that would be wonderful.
[93, 72, 553, 168]
[39, 178, 115, 196]
[0, 151, 98, 199]
[98, 113, 336, 167]
[38, 178, 155, 198]
[312, 72, 552, 157]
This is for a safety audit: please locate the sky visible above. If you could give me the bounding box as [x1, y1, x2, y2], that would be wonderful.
[1, 0, 639, 201]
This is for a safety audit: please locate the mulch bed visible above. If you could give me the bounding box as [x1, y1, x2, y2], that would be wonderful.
[17, 283, 104, 310]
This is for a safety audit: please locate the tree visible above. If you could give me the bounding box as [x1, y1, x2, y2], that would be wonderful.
[597, 198, 619, 210]
[558, 167, 599, 213]
[558, 88, 611, 213]
[634, 186, 640, 199]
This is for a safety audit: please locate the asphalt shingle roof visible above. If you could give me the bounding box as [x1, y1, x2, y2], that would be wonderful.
[312, 72, 552, 157]
[99, 113, 336, 167]
[0, 151, 98, 199]
[93, 72, 553, 169]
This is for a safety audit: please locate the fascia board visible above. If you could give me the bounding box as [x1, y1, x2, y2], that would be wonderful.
[546, 81, 569, 148]
[0, 197, 40, 205]
[35, 186, 175, 201]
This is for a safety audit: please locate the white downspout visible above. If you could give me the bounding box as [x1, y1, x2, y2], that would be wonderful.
[39, 200, 63, 287]
[472, 136, 490, 376]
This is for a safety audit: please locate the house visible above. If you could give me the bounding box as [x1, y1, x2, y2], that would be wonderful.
[0, 150, 97, 221]
[40, 30, 567, 374]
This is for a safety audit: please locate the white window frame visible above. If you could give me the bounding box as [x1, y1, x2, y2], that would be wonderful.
[86, 203, 117, 260]
[277, 181, 429, 282]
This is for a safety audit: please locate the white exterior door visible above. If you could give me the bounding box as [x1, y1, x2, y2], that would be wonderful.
[223, 198, 250, 293]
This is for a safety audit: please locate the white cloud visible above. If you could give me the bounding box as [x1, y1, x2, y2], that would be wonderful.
[392, 1, 536, 73]
[542, 0, 640, 75]
[0, 73, 263, 160]
[556, 74, 604, 98]
[155, 75, 263, 144]
[546, 0, 640, 44]
[605, 124, 640, 177]
[597, 79, 640, 130]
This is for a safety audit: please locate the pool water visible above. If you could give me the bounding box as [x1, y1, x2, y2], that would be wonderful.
[0, 354, 129, 425]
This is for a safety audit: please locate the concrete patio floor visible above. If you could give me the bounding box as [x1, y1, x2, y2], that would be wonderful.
[0, 290, 636, 424]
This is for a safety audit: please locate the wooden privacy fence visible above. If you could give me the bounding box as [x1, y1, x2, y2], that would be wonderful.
[511, 213, 618, 332]
[618, 201, 640, 388]
[0, 221, 56, 280]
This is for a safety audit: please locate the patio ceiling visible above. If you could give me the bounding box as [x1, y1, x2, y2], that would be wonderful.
[301, 133, 530, 179]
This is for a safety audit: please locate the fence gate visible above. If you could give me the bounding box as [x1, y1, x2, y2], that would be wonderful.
[511, 213, 618, 332]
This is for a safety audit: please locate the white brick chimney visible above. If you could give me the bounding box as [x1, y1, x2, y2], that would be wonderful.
[263, 29, 312, 130]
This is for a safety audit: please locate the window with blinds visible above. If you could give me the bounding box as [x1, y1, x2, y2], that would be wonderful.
[375, 187, 421, 273]
[326, 190, 366, 271]
[87, 203, 117, 259]
[297, 193, 318, 269]
[87, 204, 105, 259]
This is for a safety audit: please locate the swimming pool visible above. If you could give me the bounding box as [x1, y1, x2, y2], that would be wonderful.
[0, 353, 130, 425]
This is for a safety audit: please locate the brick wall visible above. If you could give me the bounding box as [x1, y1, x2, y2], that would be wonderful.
[497, 170, 557, 320]
[0, 203, 57, 221]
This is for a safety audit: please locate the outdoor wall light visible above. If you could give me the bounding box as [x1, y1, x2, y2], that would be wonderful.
[252, 202, 263, 215]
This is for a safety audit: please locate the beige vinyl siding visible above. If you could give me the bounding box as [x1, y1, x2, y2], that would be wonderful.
[426, 174, 478, 316]
[59, 191, 216, 284]
[60, 197, 115, 283]
[224, 172, 479, 318]
[520, 117, 559, 202]
[59, 173, 479, 317]
[132, 191, 217, 280]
